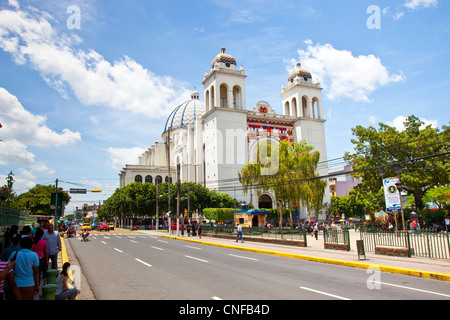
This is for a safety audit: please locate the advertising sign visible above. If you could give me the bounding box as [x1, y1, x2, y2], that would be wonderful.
[383, 177, 401, 212]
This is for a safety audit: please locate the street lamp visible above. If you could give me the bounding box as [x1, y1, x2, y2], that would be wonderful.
[394, 166, 407, 231]
[278, 196, 283, 239]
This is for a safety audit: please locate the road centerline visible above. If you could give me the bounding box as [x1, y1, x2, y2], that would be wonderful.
[300, 287, 351, 300]
[185, 255, 208, 263]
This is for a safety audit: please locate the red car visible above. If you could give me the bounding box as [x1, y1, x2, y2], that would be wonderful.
[169, 223, 185, 230]
[97, 222, 110, 231]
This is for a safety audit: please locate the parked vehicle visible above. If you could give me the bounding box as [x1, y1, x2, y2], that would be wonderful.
[108, 223, 115, 230]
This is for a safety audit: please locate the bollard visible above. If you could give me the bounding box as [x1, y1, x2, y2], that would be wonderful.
[42, 284, 57, 300]
[46, 269, 58, 285]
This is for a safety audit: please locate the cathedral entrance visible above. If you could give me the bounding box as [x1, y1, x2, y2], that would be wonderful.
[258, 194, 273, 209]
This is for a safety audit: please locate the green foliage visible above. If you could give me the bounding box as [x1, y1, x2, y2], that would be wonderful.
[239, 140, 327, 217]
[11, 184, 71, 215]
[344, 115, 450, 210]
[202, 208, 234, 221]
[101, 181, 237, 220]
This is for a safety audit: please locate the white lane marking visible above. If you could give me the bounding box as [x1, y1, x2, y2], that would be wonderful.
[128, 236, 136, 239]
[158, 240, 168, 243]
[229, 254, 259, 261]
[185, 245, 202, 250]
[130, 240, 138, 243]
[101, 241, 107, 245]
[300, 287, 351, 300]
[185, 255, 209, 263]
[376, 282, 450, 298]
[135, 258, 152, 267]
[114, 248, 123, 253]
[151, 246, 164, 251]
[212, 296, 223, 300]
[116, 236, 122, 238]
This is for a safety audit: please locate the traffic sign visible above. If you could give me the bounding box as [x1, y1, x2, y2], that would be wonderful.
[70, 188, 87, 194]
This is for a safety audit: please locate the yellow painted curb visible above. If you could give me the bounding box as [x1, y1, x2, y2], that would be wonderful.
[60, 237, 78, 299]
[161, 235, 450, 282]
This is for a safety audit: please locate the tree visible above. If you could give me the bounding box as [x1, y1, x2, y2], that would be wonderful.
[423, 186, 450, 209]
[11, 184, 71, 215]
[239, 139, 327, 227]
[344, 115, 450, 210]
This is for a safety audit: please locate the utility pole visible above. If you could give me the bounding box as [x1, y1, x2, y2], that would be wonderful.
[156, 183, 159, 230]
[54, 179, 58, 227]
[6, 171, 14, 207]
[176, 163, 180, 237]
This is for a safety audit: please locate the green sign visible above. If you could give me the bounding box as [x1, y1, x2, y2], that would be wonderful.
[50, 193, 63, 217]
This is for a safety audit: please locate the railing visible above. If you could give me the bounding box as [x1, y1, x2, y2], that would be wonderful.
[201, 225, 308, 242]
[323, 228, 351, 251]
[0, 206, 29, 227]
[359, 228, 450, 260]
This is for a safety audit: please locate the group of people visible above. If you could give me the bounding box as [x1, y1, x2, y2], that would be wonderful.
[0, 221, 79, 300]
[186, 224, 202, 239]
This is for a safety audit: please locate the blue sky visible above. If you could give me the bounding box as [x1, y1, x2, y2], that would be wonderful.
[0, 0, 448, 214]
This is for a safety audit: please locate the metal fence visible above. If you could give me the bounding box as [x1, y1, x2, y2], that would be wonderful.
[323, 228, 351, 251]
[360, 228, 450, 260]
[201, 225, 308, 243]
[0, 206, 30, 227]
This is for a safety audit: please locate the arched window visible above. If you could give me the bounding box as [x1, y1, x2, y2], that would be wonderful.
[155, 175, 163, 185]
[165, 176, 172, 183]
[145, 175, 152, 183]
[284, 101, 290, 116]
[220, 84, 228, 108]
[135, 175, 143, 183]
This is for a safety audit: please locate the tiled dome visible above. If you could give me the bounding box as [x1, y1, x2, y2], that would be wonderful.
[164, 91, 205, 132]
[211, 47, 237, 69]
[288, 63, 312, 82]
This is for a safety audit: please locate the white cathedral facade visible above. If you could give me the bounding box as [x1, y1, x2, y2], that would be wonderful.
[119, 48, 330, 219]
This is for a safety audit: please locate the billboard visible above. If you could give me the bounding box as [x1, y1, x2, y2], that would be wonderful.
[383, 177, 401, 212]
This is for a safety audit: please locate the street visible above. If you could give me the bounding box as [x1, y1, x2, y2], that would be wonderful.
[68, 231, 450, 300]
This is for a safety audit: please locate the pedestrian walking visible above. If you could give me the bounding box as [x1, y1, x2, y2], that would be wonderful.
[42, 223, 61, 271]
[198, 225, 202, 239]
[236, 224, 243, 243]
[0, 259, 20, 300]
[32, 229, 48, 278]
[55, 262, 80, 300]
[1, 234, 21, 261]
[314, 223, 319, 240]
[9, 237, 40, 300]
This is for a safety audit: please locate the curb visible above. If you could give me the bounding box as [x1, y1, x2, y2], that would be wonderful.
[161, 234, 450, 282]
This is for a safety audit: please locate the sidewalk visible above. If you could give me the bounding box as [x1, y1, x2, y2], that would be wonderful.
[159, 229, 450, 282]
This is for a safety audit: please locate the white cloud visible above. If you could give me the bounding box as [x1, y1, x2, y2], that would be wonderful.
[107, 147, 146, 170]
[0, 5, 190, 119]
[404, 0, 438, 10]
[387, 115, 439, 131]
[290, 41, 405, 102]
[0, 88, 81, 148]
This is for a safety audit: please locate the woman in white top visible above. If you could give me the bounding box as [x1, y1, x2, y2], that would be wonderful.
[55, 262, 79, 300]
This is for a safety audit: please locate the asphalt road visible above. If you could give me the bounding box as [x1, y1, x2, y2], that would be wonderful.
[68, 231, 450, 300]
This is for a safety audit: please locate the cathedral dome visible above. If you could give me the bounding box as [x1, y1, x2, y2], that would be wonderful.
[211, 47, 237, 69]
[164, 91, 205, 132]
[288, 63, 312, 83]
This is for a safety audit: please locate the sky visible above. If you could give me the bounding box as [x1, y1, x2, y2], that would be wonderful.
[0, 0, 449, 215]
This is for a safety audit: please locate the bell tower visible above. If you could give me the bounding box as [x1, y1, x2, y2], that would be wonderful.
[203, 47, 247, 112]
[281, 62, 330, 206]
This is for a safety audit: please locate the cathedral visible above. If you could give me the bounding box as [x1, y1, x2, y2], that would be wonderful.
[119, 48, 330, 219]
